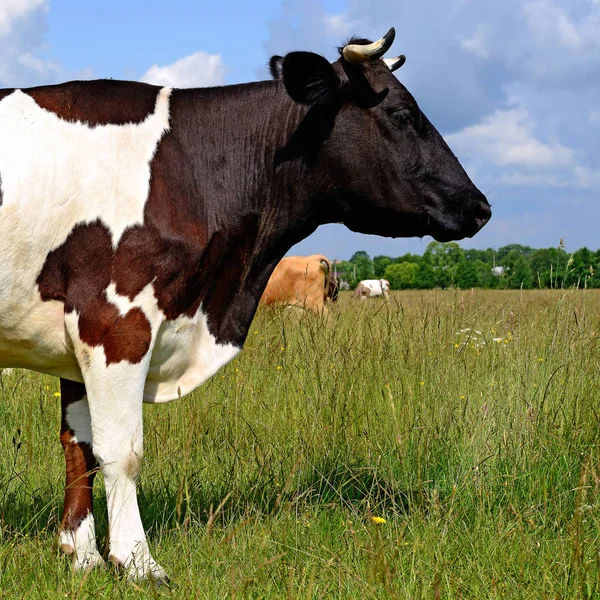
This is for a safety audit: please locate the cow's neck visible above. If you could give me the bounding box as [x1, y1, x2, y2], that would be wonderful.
[146, 82, 333, 347]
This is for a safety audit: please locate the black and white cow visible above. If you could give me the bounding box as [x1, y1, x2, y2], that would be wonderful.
[0, 28, 490, 580]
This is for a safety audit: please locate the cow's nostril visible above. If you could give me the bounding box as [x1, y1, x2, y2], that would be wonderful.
[474, 200, 491, 229]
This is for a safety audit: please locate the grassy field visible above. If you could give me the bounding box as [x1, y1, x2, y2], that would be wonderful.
[1, 289, 600, 598]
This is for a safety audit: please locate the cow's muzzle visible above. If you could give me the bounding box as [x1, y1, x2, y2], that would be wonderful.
[472, 196, 492, 235]
[427, 189, 491, 242]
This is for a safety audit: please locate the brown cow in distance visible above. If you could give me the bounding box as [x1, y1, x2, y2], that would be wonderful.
[260, 254, 334, 313]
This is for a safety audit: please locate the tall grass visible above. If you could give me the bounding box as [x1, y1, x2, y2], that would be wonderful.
[1, 289, 599, 598]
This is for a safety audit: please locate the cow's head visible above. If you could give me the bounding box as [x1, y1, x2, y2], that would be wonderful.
[270, 28, 491, 242]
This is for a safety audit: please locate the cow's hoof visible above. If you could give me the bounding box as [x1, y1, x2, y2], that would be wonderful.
[110, 554, 169, 584]
[59, 529, 75, 555]
[74, 549, 105, 572]
[59, 519, 104, 571]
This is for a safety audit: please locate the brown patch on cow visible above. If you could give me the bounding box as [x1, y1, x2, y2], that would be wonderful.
[26, 80, 159, 126]
[37, 220, 152, 365]
[102, 308, 152, 365]
[59, 379, 98, 539]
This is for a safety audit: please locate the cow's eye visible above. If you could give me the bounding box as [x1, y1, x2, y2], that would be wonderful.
[390, 109, 413, 125]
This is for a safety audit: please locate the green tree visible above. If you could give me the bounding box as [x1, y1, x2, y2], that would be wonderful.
[373, 255, 392, 277]
[474, 259, 494, 288]
[496, 244, 534, 264]
[384, 262, 419, 289]
[335, 260, 355, 288]
[455, 260, 480, 288]
[566, 247, 595, 288]
[434, 267, 450, 289]
[393, 252, 422, 265]
[415, 260, 436, 289]
[508, 256, 533, 289]
[349, 250, 373, 281]
[529, 247, 569, 288]
[424, 241, 464, 269]
[464, 248, 494, 264]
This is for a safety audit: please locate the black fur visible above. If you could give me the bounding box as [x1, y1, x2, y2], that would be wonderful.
[269, 56, 283, 79]
[281, 52, 341, 106]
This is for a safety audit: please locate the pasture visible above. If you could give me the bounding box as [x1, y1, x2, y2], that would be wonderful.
[1, 289, 599, 598]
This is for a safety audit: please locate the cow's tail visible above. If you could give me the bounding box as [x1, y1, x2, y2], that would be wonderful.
[318, 257, 331, 302]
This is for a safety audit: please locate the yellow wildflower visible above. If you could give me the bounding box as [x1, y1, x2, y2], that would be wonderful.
[276, 365, 282, 370]
[53, 392, 61, 397]
[371, 516, 386, 525]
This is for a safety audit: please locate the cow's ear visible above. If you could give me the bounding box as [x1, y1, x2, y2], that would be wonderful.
[269, 56, 284, 79]
[281, 51, 341, 106]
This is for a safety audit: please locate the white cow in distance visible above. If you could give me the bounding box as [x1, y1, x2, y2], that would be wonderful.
[353, 279, 391, 299]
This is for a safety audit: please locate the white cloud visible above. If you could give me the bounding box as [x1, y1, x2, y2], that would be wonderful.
[446, 107, 575, 170]
[446, 103, 600, 190]
[498, 172, 570, 188]
[497, 166, 600, 190]
[324, 13, 357, 38]
[140, 52, 225, 88]
[0, 0, 46, 36]
[17, 52, 60, 77]
[0, 0, 65, 87]
[573, 166, 600, 188]
[459, 24, 492, 59]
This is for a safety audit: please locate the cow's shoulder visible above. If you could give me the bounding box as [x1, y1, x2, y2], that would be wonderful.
[18, 79, 163, 126]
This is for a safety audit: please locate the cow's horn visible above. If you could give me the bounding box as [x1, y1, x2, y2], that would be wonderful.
[342, 27, 396, 63]
[383, 55, 406, 72]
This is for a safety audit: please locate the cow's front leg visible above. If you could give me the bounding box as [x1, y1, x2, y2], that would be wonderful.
[77, 357, 165, 580]
[59, 378, 104, 571]
[90, 371, 166, 581]
[65, 305, 166, 582]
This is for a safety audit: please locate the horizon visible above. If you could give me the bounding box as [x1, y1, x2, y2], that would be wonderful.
[303, 238, 593, 264]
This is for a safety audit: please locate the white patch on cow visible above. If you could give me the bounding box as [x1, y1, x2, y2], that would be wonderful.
[145, 307, 240, 403]
[105, 282, 157, 316]
[65, 398, 93, 445]
[60, 513, 104, 571]
[0, 87, 171, 376]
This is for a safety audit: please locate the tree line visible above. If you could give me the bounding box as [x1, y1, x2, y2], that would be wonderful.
[333, 241, 599, 290]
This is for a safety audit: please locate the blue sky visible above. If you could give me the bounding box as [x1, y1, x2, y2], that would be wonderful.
[2, 0, 598, 260]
